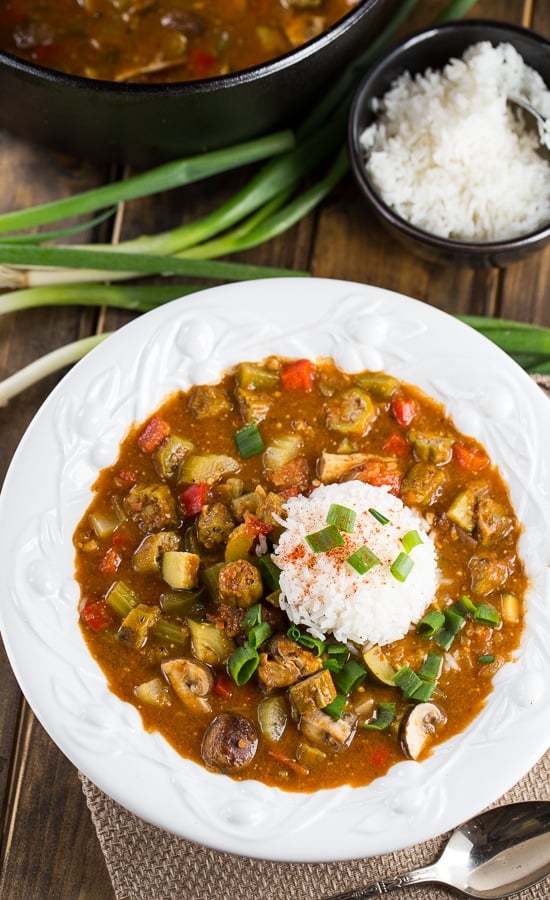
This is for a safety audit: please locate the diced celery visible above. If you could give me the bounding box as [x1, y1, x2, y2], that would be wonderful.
[263, 434, 302, 471]
[237, 361, 279, 390]
[105, 580, 139, 617]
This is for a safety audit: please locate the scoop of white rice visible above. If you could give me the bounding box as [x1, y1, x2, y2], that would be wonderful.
[273, 481, 438, 647]
[360, 41, 550, 242]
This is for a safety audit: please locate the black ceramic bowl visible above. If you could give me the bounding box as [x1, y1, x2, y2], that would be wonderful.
[0, 0, 400, 167]
[348, 20, 550, 268]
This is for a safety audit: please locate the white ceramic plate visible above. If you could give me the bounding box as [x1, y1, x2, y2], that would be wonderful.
[1, 278, 550, 863]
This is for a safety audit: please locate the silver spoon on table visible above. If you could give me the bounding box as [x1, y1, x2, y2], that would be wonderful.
[325, 801, 550, 899]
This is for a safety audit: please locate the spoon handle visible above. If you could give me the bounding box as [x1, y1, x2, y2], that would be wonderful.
[324, 863, 439, 898]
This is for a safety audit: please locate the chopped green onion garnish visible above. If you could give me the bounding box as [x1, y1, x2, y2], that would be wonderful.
[402, 529, 423, 552]
[474, 604, 501, 628]
[392, 664, 424, 698]
[369, 507, 390, 525]
[479, 654, 496, 664]
[323, 693, 347, 719]
[247, 621, 272, 650]
[228, 645, 260, 685]
[390, 552, 414, 582]
[455, 594, 476, 616]
[417, 609, 445, 637]
[287, 624, 326, 657]
[322, 642, 348, 671]
[444, 606, 466, 637]
[434, 628, 455, 651]
[347, 545, 380, 575]
[234, 423, 265, 458]
[258, 555, 281, 591]
[326, 502, 357, 533]
[419, 652, 443, 683]
[363, 702, 396, 731]
[327, 642, 349, 662]
[305, 524, 344, 553]
[333, 660, 367, 694]
[241, 603, 262, 630]
[411, 679, 437, 702]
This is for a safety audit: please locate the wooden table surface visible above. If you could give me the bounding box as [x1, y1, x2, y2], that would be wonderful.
[1, 1, 549, 896]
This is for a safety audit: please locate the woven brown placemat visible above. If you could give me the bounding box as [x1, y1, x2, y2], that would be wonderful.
[80, 751, 550, 900]
[80, 376, 550, 900]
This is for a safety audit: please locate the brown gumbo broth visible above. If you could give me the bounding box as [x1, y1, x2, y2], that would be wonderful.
[2, 0, 360, 83]
[74, 357, 525, 791]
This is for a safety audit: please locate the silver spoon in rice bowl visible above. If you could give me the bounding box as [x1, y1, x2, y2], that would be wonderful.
[507, 93, 550, 153]
[325, 801, 550, 899]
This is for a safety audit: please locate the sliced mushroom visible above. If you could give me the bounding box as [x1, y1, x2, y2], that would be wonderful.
[299, 709, 357, 753]
[201, 712, 258, 773]
[161, 658, 214, 713]
[400, 702, 447, 760]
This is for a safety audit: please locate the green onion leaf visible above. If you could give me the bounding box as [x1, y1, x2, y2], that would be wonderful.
[474, 604, 501, 628]
[362, 702, 396, 731]
[347, 545, 381, 575]
[455, 594, 476, 616]
[479, 654, 496, 664]
[390, 552, 414, 582]
[234, 423, 265, 458]
[247, 621, 272, 650]
[392, 664, 424, 698]
[287, 624, 326, 657]
[323, 693, 347, 719]
[434, 628, 455, 651]
[417, 609, 445, 637]
[333, 660, 367, 694]
[419, 652, 443, 683]
[411, 679, 437, 702]
[326, 503, 357, 533]
[444, 606, 466, 637]
[369, 507, 390, 525]
[241, 603, 262, 630]
[228, 645, 260, 685]
[402, 529, 423, 552]
[305, 524, 344, 553]
[258, 555, 281, 591]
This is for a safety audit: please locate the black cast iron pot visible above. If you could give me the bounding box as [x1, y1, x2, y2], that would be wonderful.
[0, 0, 399, 166]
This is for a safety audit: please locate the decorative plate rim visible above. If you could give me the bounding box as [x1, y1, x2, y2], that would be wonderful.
[1, 277, 549, 863]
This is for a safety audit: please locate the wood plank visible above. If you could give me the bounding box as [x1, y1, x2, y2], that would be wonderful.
[0, 129, 114, 899]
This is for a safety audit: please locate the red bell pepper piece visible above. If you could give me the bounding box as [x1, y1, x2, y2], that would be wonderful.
[453, 443, 489, 473]
[280, 359, 315, 392]
[244, 512, 273, 535]
[98, 546, 122, 576]
[137, 415, 170, 453]
[382, 431, 410, 457]
[189, 48, 216, 79]
[391, 396, 417, 427]
[356, 460, 401, 495]
[213, 674, 233, 699]
[179, 482, 209, 516]
[81, 599, 113, 633]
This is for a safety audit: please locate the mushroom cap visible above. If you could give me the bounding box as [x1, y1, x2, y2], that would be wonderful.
[201, 712, 259, 773]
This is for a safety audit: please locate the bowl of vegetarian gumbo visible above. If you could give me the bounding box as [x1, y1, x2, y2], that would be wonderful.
[348, 20, 550, 267]
[0, 0, 400, 165]
[0, 278, 549, 862]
